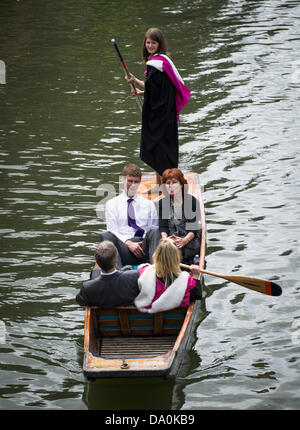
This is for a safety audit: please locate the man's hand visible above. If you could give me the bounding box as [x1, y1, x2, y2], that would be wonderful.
[125, 240, 145, 258]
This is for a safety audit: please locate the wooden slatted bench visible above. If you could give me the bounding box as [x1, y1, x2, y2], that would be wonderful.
[89, 305, 189, 359]
[94, 305, 187, 337]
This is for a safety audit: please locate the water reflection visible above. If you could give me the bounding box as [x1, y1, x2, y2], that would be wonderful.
[83, 378, 175, 410]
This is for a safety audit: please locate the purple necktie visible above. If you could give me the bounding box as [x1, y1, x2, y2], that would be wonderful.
[127, 198, 145, 238]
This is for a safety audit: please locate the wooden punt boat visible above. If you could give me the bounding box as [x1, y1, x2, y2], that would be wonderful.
[83, 172, 206, 379]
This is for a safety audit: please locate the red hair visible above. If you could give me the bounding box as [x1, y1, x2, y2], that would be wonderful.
[161, 168, 188, 187]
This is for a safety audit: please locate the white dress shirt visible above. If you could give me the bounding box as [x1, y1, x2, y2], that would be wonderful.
[105, 192, 158, 243]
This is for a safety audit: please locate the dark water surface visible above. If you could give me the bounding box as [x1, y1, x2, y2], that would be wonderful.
[0, 0, 299, 410]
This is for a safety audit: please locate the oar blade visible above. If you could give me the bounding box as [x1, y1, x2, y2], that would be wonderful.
[269, 281, 282, 296]
[210, 273, 282, 297]
[228, 276, 282, 296]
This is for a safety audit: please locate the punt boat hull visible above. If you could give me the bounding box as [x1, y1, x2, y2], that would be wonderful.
[82, 172, 206, 379]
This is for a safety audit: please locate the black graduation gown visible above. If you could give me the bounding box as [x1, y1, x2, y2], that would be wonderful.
[140, 65, 178, 176]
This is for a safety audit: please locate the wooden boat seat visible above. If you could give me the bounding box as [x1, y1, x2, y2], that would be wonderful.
[92, 305, 188, 337]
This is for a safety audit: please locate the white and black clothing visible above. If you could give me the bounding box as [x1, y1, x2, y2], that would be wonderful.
[103, 191, 158, 267]
[105, 192, 158, 243]
[141, 65, 178, 176]
[140, 55, 190, 176]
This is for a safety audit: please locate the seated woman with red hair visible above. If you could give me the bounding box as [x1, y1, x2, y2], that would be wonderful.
[143, 168, 201, 265]
[158, 168, 201, 265]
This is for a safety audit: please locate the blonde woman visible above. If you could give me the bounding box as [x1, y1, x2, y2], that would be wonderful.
[134, 239, 202, 313]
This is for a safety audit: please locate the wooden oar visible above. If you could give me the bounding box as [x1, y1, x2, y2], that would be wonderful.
[180, 263, 282, 296]
[111, 38, 143, 112]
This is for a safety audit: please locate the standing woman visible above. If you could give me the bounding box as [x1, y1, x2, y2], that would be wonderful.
[125, 28, 190, 188]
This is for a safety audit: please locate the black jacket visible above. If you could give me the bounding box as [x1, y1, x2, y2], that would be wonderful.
[140, 66, 178, 176]
[158, 193, 200, 237]
[76, 269, 139, 307]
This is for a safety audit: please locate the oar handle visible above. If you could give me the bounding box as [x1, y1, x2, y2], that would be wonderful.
[112, 39, 130, 77]
[111, 39, 143, 111]
[180, 263, 192, 270]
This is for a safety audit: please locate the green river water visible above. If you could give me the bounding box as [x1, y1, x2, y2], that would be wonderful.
[0, 0, 299, 411]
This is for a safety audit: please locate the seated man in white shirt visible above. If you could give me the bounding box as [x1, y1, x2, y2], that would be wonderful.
[101, 163, 159, 267]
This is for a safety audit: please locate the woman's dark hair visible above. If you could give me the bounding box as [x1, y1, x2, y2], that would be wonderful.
[142, 27, 168, 63]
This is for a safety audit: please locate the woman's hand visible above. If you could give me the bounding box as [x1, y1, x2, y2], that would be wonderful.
[170, 235, 187, 249]
[125, 73, 145, 91]
[170, 231, 195, 249]
[130, 88, 144, 97]
[190, 264, 201, 280]
[125, 73, 136, 84]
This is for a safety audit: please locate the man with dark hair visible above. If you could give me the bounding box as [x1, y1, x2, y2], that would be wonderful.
[101, 163, 159, 267]
[75, 241, 139, 307]
[94, 240, 118, 272]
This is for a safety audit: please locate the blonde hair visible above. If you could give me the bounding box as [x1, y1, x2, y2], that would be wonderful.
[153, 238, 181, 285]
